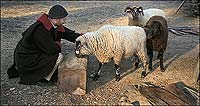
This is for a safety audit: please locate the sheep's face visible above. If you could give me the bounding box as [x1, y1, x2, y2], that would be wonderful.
[75, 39, 91, 58]
[147, 21, 163, 39]
[124, 6, 138, 19]
[124, 6, 144, 19]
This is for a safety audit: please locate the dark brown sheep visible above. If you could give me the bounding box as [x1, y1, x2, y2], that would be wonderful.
[133, 16, 168, 77]
[144, 16, 168, 73]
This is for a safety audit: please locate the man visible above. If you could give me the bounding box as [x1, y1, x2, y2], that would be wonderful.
[7, 5, 81, 85]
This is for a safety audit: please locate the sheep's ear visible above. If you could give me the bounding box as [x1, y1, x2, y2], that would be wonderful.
[144, 27, 149, 34]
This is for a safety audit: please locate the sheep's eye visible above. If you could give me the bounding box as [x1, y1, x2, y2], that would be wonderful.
[76, 41, 81, 47]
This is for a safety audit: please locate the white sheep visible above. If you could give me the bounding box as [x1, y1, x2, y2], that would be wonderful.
[75, 25, 148, 81]
[124, 6, 166, 27]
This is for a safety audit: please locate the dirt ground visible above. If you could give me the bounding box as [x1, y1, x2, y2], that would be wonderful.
[1, 1, 199, 105]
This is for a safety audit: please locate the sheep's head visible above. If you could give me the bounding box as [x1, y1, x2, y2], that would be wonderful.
[75, 35, 91, 58]
[124, 6, 144, 19]
[124, 6, 137, 18]
[145, 21, 163, 39]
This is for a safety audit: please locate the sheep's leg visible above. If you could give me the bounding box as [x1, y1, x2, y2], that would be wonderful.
[115, 64, 120, 81]
[93, 62, 103, 81]
[147, 48, 153, 71]
[158, 49, 165, 72]
[137, 51, 148, 78]
[113, 56, 122, 81]
[134, 55, 140, 68]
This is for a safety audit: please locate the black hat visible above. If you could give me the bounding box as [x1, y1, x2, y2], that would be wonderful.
[48, 5, 68, 19]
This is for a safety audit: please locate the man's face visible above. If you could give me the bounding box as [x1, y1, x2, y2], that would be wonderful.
[55, 17, 66, 27]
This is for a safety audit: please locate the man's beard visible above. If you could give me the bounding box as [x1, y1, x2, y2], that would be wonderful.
[56, 23, 62, 27]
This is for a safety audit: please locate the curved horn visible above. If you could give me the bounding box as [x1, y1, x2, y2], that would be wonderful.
[137, 6, 144, 16]
[124, 7, 132, 12]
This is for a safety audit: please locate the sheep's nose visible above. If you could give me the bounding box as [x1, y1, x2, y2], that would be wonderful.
[75, 48, 81, 55]
[75, 49, 83, 58]
[75, 50, 80, 55]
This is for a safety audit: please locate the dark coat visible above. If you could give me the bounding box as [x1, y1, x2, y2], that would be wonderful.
[14, 14, 80, 85]
[145, 16, 168, 51]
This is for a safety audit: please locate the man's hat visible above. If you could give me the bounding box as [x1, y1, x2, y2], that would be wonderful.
[48, 5, 68, 19]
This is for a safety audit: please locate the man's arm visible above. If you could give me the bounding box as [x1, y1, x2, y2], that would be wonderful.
[59, 27, 81, 43]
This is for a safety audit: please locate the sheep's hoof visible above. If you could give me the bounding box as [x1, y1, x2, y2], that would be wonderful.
[135, 62, 139, 68]
[93, 73, 100, 81]
[141, 71, 146, 78]
[115, 74, 120, 82]
[160, 68, 165, 72]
